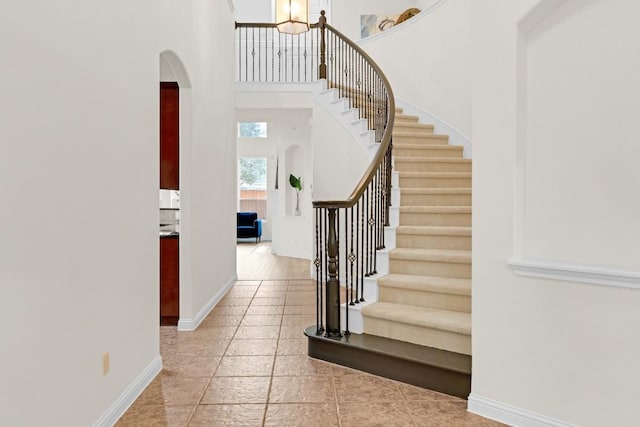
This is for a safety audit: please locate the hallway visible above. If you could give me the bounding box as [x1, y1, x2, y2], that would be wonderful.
[116, 244, 502, 426]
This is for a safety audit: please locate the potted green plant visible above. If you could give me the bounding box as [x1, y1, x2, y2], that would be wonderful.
[289, 174, 302, 215]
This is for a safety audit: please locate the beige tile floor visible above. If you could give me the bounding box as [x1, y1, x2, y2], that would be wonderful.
[117, 243, 504, 426]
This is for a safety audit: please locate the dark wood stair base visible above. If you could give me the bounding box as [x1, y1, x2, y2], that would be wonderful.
[304, 326, 471, 399]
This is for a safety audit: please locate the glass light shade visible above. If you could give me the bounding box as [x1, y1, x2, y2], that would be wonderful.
[275, 0, 309, 34]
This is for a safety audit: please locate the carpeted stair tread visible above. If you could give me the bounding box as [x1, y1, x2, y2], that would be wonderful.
[393, 144, 462, 152]
[400, 188, 471, 195]
[362, 302, 471, 335]
[396, 226, 471, 236]
[393, 122, 435, 130]
[395, 114, 420, 122]
[390, 248, 471, 264]
[395, 157, 471, 163]
[400, 206, 472, 214]
[399, 172, 471, 178]
[379, 273, 471, 296]
[393, 131, 449, 138]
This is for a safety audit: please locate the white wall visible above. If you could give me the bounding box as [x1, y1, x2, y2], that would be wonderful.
[310, 102, 370, 201]
[235, 0, 274, 22]
[471, 1, 640, 426]
[0, 0, 236, 425]
[357, 0, 472, 139]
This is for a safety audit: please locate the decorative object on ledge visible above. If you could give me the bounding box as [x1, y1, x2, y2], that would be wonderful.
[275, 0, 309, 35]
[395, 8, 421, 25]
[360, 7, 422, 39]
[289, 174, 302, 215]
[360, 14, 399, 39]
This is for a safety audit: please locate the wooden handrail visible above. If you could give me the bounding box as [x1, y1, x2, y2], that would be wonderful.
[235, 22, 319, 29]
[234, 12, 395, 338]
[312, 22, 395, 209]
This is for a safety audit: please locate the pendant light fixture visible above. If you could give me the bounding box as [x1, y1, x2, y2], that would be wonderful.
[275, 0, 310, 34]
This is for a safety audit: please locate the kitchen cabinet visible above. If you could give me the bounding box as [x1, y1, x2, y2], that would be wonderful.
[160, 235, 179, 325]
[160, 82, 179, 190]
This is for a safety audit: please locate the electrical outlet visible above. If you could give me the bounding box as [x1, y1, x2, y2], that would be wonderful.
[102, 352, 110, 375]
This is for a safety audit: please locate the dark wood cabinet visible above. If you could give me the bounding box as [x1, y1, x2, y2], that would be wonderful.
[160, 82, 179, 190]
[160, 236, 179, 325]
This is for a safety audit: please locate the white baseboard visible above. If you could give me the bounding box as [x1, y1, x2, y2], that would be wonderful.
[92, 355, 163, 427]
[468, 394, 578, 427]
[177, 274, 237, 331]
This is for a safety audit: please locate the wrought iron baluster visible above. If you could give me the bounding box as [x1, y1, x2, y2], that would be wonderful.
[348, 207, 355, 307]
[321, 208, 326, 332]
[372, 171, 378, 274]
[258, 27, 262, 81]
[319, 12, 326, 79]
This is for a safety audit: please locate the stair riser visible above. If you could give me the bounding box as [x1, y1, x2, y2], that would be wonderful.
[399, 212, 471, 227]
[389, 259, 471, 279]
[341, 303, 365, 334]
[396, 234, 471, 250]
[363, 317, 471, 355]
[384, 227, 396, 250]
[393, 147, 463, 157]
[389, 207, 400, 227]
[399, 176, 472, 188]
[393, 136, 449, 145]
[394, 161, 472, 173]
[379, 287, 471, 313]
[401, 193, 472, 206]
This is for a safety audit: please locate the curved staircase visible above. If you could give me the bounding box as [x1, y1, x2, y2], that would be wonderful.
[362, 109, 472, 356]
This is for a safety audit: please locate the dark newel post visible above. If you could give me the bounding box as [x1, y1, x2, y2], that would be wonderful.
[325, 208, 341, 337]
[319, 10, 327, 79]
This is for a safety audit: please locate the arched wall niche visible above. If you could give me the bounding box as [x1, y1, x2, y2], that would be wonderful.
[284, 144, 304, 216]
[514, 0, 640, 269]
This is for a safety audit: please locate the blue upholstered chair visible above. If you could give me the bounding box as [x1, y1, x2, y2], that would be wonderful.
[236, 212, 262, 242]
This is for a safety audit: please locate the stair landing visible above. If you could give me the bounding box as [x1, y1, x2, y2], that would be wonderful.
[305, 326, 471, 399]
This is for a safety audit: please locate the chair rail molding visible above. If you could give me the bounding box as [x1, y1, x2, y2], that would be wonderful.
[506, 258, 640, 290]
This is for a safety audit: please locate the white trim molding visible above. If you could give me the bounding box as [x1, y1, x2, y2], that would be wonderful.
[178, 274, 237, 331]
[395, 98, 472, 158]
[507, 258, 640, 290]
[93, 355, 163, 427]
[468, 394, 579, 427]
